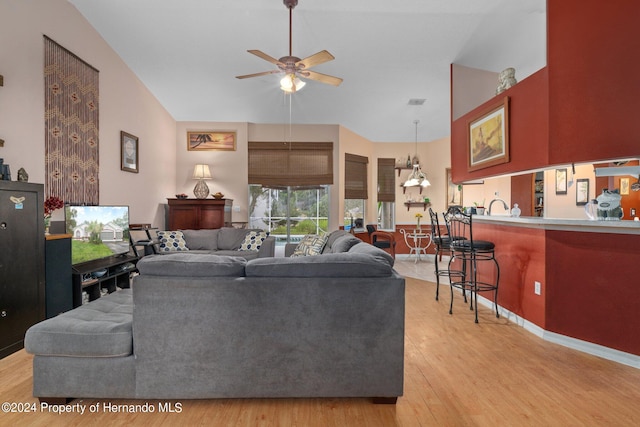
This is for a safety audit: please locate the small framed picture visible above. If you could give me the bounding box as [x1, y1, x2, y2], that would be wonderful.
[121, 131, 138, 173]
[555, 168, 567, 195]
[620, 178, 630, 195]
[187, 131, 236, 151]
[576, 178, 589, 205]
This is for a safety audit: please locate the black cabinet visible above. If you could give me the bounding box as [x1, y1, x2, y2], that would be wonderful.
[71, 255, 138, 307]
[45, 235, 73, 318]
[0, 181, 45, 359]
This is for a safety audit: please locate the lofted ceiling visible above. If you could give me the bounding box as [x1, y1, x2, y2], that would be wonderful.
[68, 0, 546, 143]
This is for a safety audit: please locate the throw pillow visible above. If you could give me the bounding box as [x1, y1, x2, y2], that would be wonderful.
[157, 230, 189, 252]
[238, 230, 268, 251]
[291, 233, 328, 257]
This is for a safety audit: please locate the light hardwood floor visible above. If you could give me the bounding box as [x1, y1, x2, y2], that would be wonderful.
[1, 258, 639, 426]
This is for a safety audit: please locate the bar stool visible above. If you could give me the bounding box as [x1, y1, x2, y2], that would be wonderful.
[446, 207, 500, 323]
[428, 208, 463, 301]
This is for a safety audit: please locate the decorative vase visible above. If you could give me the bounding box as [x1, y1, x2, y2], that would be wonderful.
[193, 179, 210, 199]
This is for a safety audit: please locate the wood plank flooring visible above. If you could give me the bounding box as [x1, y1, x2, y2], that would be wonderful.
[1, 277, 639, 426]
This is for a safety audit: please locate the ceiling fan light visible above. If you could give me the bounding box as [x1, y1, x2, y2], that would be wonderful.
[280, 74, 305, 93]
[280, 75, 294, 91]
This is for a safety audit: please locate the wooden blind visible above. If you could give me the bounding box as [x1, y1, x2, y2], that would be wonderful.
[248, 141, 333, 187]
[377, 158, 396, 202]
[344, 153, 368, 199]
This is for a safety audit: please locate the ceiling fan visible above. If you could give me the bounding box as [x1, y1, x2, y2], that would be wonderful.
[235, 0, 343, 93]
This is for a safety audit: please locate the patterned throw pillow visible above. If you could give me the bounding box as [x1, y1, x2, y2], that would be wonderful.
[157, 230, 189, 252]
[238, 230, 268, 251]
[291, 234, 328, 257]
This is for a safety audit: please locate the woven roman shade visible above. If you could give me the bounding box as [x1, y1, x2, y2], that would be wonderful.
[377, 158, 396, 202]
[344, 153, 368, 199]
[248, 141, 333, 187]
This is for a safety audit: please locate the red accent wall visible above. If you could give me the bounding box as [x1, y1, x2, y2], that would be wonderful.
[474, 223, 546, 328]
[451, 0, 640, 183]
[547, 0, 640, 164]
[545, 231, 640, 355]
[451, 69, 550, 183]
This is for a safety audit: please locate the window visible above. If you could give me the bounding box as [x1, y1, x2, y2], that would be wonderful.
[377, 158, 396, 230]
[249, 185, 329, 243]
[344, 199, 365, 231]
[344, 153, 368, 229]
[248, 141, 333, 242]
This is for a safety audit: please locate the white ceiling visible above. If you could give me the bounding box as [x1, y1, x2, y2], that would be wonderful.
[68, 0, 546, 143]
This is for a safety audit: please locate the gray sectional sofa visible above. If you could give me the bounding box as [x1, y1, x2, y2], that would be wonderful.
[25, 230, 405, 403]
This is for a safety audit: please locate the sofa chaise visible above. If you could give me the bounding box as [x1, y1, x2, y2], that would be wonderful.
[25, 231, 405, 403]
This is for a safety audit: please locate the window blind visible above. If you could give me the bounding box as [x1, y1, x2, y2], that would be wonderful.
[377, 158, 396, 202]
[248, 141, 333, 187]
[344, 153, 368, 199]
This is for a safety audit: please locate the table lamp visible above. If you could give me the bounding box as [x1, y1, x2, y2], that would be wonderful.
[192, 164, 212, 199]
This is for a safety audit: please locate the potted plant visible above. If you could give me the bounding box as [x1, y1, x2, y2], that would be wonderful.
[474, 201, 485, 216]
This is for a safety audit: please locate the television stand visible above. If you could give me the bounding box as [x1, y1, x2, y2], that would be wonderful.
[71, 254, 139, 307]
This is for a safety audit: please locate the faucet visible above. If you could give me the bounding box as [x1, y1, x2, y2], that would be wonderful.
[488, 198, 509, 216]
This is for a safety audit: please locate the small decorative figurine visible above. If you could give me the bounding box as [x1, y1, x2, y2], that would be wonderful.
[17, 167, 29, 182]
[496, 67, 517, 94]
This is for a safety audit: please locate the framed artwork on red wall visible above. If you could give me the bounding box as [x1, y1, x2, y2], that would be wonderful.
[467, 97, 510, 172]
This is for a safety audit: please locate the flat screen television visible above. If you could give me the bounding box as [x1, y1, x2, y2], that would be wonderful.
[65, 205, 131, 265]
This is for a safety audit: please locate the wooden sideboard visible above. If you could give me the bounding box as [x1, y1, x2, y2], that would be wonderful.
[167, 198, 233, 230]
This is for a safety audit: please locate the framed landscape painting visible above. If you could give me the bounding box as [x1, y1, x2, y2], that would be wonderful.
[468, 97, 510, 172]
[187, 131, 236, 151]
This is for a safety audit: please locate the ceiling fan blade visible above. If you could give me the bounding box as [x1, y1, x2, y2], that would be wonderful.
[247, 50, 283, 66]
[297, 50, 335, 69]
[235, 70, 281, 79]
[301, 70, 343, 86]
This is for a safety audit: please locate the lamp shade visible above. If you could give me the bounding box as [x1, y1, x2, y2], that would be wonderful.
[192, 164, 212, 180]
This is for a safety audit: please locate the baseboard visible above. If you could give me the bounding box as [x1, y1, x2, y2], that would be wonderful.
[474, 294, 640, 369]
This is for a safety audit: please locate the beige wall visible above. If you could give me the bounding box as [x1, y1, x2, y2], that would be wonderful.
[373, 136, 451, 225]
[337, 126, 375, 227]
[451, 64, 498, 120]
[175, 122, 249, 222]
[0, 0, 176, 227]
[544, 164, 595, 219]
[462, 176, 512, 214]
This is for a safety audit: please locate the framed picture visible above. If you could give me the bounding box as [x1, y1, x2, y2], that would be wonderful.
[187, 131, 236, 151]
[555, 168, 567, 194]
[120, 131, 138, 173]
[446, 168, 463, 207]
[576, 178, 589, 205]
[468, 96, 510, 172]
[620, 178, 630, 195]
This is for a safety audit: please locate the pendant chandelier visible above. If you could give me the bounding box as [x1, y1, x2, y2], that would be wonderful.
[403, 120, 431, 188]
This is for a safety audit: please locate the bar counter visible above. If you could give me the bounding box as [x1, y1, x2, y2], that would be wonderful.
[469, 215, 640, 365]
[474, 215, 640, 235]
